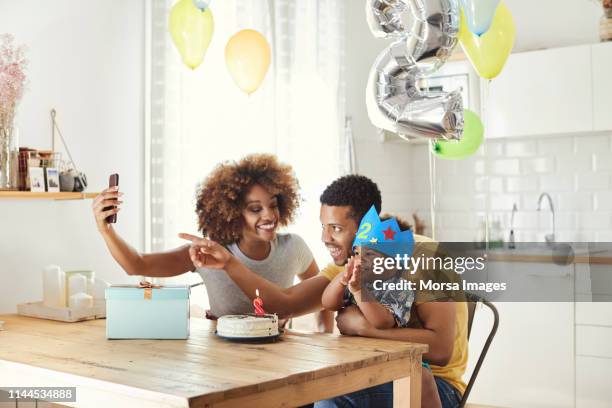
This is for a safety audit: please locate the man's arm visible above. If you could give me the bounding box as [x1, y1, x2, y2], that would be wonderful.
[336, 301, 457, 366]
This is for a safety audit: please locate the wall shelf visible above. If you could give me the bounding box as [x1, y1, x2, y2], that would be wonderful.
[0, 191, 98, 200]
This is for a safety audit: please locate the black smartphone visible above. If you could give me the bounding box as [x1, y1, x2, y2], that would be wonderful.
[104, 173, 119, 223]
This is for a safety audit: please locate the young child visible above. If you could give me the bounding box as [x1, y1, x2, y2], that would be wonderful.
[321, 209, 416, 330]
[321, 249, 415, 330]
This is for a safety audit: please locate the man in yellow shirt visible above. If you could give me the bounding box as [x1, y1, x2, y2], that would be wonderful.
[315, 175, 468, 408]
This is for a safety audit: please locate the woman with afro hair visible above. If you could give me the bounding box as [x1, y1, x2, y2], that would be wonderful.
[93, 154, 333, 325]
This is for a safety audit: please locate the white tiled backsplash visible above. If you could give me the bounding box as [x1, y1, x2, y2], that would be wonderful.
[356, 133, 612, 242]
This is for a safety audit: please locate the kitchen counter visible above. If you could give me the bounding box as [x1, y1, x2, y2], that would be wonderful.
[486, 252, 612, 265]
[484, 244, 612, 265]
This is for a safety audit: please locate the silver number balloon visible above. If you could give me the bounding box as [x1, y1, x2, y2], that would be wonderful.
[366, 0, 463, 140]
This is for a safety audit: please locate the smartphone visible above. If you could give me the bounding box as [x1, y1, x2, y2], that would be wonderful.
[104, 173, 119, 223]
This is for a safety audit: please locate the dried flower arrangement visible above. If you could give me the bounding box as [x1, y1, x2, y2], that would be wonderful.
[0, 34, 27, 189]
[0, 34, 27, 131]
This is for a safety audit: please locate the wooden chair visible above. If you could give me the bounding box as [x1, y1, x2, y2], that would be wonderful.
[459, 293, 500, 408]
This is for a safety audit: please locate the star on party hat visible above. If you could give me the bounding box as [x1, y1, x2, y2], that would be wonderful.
[352, 205, 414, 258]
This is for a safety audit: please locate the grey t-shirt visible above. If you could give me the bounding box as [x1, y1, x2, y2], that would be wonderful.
[195, 233, 314, 317]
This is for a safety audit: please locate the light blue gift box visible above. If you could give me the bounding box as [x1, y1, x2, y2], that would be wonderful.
[105, 284, 191, 339]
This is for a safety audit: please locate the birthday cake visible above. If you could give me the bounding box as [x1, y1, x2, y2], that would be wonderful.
[216, 314, 279, 338]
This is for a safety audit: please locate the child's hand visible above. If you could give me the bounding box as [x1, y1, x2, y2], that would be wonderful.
[347, 257, 362, 294]
[340, 257, 354, 286]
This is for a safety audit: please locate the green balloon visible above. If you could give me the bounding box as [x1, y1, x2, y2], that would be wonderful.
[432, 109, 484, 160]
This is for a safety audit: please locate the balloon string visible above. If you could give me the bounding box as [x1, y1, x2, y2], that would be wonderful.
[483, 79, 491, 250]
[429, 143, 437, 241]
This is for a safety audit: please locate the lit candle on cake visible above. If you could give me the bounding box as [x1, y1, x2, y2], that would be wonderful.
[253, 289, 265, 316]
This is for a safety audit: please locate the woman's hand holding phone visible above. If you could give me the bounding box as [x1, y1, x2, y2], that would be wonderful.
[92, 186, 123, 232]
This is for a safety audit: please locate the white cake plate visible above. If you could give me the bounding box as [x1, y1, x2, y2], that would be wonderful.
[215, 330, 282, 343]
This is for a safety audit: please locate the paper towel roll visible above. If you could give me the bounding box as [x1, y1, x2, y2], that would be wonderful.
[43, 265, 66, 308]
[69, 292, 93, 309]
[68, 274, 87, 297]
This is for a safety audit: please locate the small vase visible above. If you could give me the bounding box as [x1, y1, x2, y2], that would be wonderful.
[60, 172, 76, 192]
[0, 124, 19, 190]
[0, 125, 14, 190]
[601, 15, 612, 42]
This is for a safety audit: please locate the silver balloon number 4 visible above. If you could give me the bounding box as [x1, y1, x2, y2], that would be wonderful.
[365, 0, 464, 140]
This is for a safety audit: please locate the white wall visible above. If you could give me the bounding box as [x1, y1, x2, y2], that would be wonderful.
[0, 0, 145, 313]
[408, 134, 612, 242]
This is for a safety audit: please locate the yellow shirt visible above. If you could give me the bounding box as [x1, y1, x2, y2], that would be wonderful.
[318, 263, 344, 281]
[430, 302, 468, 395]
[318, 234, 468, 395]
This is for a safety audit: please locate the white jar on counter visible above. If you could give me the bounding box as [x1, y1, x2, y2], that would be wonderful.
[43, 265, 66, 308]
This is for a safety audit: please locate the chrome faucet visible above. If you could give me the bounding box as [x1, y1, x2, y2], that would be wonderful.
[537, 192, 555, 245]
[509, 203, 517, 249]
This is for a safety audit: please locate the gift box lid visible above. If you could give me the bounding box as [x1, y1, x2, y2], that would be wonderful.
[105, 284, 190, 300]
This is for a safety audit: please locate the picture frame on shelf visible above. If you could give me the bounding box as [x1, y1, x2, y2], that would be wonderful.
[45, 167, 60, 192]
[28, 167, 45, 192]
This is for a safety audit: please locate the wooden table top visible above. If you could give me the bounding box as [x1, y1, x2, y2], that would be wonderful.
[0, 314, 427, 407]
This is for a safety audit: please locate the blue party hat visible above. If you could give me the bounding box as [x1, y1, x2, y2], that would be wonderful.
[352, 205, 414, 258]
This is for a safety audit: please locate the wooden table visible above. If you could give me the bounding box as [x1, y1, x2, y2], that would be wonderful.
[0, 315, 427, 408]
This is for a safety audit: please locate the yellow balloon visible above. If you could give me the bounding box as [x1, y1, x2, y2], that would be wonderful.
[225, 29, 271, 95]
[459, 2, 515, 79]
[169, 0, 214, 70]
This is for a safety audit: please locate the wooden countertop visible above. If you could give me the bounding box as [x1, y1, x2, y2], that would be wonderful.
[0, 315, 427, 408]
[486, 252, 612, 265]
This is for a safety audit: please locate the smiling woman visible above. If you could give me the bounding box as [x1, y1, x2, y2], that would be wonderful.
[93, 154, 329, 321]
[185, 154, 318, 318]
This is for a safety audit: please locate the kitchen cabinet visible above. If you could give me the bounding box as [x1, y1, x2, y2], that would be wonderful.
[576, 326, 612, 408]
[576, 325, 612, 358]
[469, 261, 612, 407]
[384, 43, 611, 142]
[486, 45, 593, 139]
[576, 301, 612, 325]
[592, 42, 612, 131]
[576, 356, 612, 408]
[574, 263, 612, 407]
[468, 261, 575, 407]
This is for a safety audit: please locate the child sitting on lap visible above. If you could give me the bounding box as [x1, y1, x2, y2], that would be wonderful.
[322, 206, 416, 329]
[321, 249, 414, 329]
